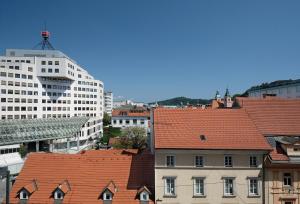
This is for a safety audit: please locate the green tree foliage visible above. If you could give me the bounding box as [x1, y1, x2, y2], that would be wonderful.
[103, 112, 111, 127]
[100, 126, 122, 145]
[113, 127, 147, 150]
[18, 144, 27, 158]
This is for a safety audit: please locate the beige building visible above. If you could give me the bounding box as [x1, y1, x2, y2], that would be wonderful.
[152, 108, 271, 204]
[236, 97, 300, 204]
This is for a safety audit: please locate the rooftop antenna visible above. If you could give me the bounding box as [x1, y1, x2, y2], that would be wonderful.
[33, 22, 55, 50]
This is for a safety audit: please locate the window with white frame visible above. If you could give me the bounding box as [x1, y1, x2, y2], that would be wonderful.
[283, 173, 292, 187]
[223, 178, 234, 196]
[193, 177, 205, 196]
[248, 178, 259, 196]
[195, 156, 204, 167]
[164, 177, 176, 196]
[140, 191, 149, 201]
[20, 190, 28, 200]
[224, 155, 232, 167]
[54, 189, 64, 200]
[166, 155, 175, 167]
[103, 190, 112, 200]
[250, 156, 257, 167]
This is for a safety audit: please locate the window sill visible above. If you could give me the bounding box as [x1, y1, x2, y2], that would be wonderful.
[223, 195, 236, 198]
[193, 195, 206, 198]
[248, 195, 260, 198]
[163, 194, 177, 198]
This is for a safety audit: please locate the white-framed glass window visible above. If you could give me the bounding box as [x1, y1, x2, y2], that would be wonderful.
[166, 155, 175, 167]
[195, 156, 204, 167]
[54, 189, 64, 200]
[193, 177, 205, 196]
[223, 178, 234, 196]
[248, 178, 259, 196]
[250, 156, 257, 167]
[224, 155, 232, 167]
[103, 190, 112, 200]
[283, 173, 292, 187]
[20, 190, 28, 200]
[164, 177, 176, 196]
[140, 191, 149, 201]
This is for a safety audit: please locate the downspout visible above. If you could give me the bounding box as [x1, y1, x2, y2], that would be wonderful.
[262, 154, 266, 204]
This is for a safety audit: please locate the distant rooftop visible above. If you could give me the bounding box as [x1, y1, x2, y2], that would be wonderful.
[248, 79, 300, 92]
[4, 49, 77, 64]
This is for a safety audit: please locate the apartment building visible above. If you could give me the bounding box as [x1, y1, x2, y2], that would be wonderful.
[111, 107, 150, 131]
[237, 97, 300, 204]
[0, 49, 104, 153]
[104, 91, 113, 116]
[151, 108, 271, 204]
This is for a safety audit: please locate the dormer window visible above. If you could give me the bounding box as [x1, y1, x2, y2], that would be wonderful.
[18, 180, 38, 201]
[140, 191, 149, 201]
[52, 180, 71, 201]
[20, 190, 29, 200]
[54, 189, 64, 200]
[103, 190, 112, 200]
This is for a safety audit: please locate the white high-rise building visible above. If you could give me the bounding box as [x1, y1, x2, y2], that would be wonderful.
[0, 48, 104, 153]
[104, 91, 113, 116]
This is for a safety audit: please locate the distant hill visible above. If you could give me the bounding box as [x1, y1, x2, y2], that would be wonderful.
[149, 97, 211, 106]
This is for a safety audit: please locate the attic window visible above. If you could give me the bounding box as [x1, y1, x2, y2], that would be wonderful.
[103, 190, 112, 200]
[20, 190, 28, 200]
[54, 189, 64, 200]
[200, 135, 206, 141]
[140, 191, 149, 201]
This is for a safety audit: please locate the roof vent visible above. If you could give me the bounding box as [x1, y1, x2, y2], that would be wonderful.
[200, 135, 206, 141]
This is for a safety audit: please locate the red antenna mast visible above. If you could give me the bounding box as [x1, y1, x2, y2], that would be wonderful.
[33, 23, 55, 50]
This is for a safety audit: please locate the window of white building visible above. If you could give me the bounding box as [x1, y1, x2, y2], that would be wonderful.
[166, 155, 175, 167]
[195, 156, 204, 167]
[164, 177, 176, 196]
[193, 177, 205, 196]
[224, 155, 232, 167]
[223, 178, 234, 196]
[250, 156, 257, 167]
[248, 178, 259, 196]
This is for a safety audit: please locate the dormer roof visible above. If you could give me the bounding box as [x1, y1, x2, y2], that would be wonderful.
[17, 180, 38, 195]
[10, 150, 154, 203]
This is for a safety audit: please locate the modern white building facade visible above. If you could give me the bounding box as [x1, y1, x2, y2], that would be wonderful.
[0, 49, 104, 153]
[248, 80, 300, 98]
[104, 91, 113, 116]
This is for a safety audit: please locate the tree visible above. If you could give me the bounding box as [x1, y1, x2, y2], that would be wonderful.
[19, 144, 27, 158]
[103, 112, 111, 127]
[113, 127, 147, 150]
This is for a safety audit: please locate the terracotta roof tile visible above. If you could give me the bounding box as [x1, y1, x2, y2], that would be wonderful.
[9, 150, 154, 204]
[112, 109, 150, 117]
[236, 97, 300, 136]
[153, 108, 271, 150]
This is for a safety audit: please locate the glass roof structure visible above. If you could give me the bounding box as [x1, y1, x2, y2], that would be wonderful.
[0, 117, 89, 146]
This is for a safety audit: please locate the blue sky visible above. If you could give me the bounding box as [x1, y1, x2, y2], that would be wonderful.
[0, 0, 300, 102]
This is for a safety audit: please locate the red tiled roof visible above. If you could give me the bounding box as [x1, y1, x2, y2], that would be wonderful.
[112, 109, 150, 117]
[269, 146, 289, 161]
[236, 97, 300, 136]
[9, 150, 154, 204]
[153, 108, 271, 150]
